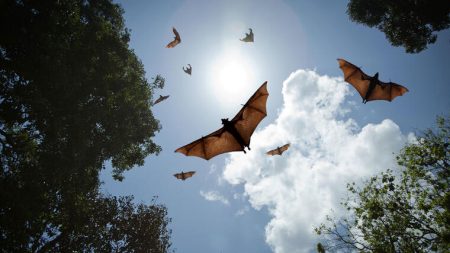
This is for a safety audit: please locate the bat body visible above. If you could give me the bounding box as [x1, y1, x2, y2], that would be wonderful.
[175, 81, 269, 160]
[240, 28, 254, 42]
[173, 171, 195, 181]
[183, 64, 192, 75]
[337, 59, 408, 103]
[166, 27, 181, 48]
[266, 143, 290, 156]
[153, 95, 169, 105]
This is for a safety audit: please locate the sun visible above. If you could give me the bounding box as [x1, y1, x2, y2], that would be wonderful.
[208, 49, 257, 108]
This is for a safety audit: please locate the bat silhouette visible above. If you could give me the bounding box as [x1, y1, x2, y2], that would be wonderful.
[175, 81, 269, 160]
[183, 64, 192, 75]
[337, 59, 408, 103]
[266, 143, 290, 156]
[240, 28, 254, 42]
[173, 171, 196, 181]
[166, 27, 181, 48]
[153, 95, 169, 105]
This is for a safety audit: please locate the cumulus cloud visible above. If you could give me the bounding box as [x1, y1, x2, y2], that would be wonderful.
[222, 69, 413, 253]
[200, 190, 230, 205]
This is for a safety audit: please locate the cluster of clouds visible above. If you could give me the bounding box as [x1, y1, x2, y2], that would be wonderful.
[210, 69, 413, 252]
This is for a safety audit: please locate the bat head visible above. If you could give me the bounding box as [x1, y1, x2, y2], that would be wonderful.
[221, 118, 230, 125]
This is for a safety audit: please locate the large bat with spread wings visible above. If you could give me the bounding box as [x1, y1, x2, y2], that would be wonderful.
[173, 171, 195, 181]
[337, 59, 408, 103]
[266, 143, 290, 156]
[175, 81, 269, 160]
[166, 27, 181, 48]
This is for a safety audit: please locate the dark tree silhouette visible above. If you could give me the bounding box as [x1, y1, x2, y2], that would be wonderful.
[347, 0, 450, 53]
[0, 0, 171, 251]
[316, 116, 450, 252]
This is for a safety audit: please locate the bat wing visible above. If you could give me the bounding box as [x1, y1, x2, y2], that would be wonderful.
[367, 81, 409, 102]
[279, 143, 290, 154]
[153, 95, 169, 105]
[175, 128, 243, 160]
[337, 59, 371, 99]
[232, 81, 269, 146]
[166, 27, 181, 48]
[173, 27, 180, 40]
[184, 171, 196, 179]
[266, 148, 278, 156]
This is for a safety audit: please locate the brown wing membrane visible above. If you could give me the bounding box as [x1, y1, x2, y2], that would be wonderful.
[153, 95, 169, 105]
[232, 82, 268, 146]
[166, 27, 181, 48]
[337, 58, 371, 99]
[175, 128, 243, 160]
[175, 81, 269, 160]
[366, 81, 409, 102]
[174, 171, 196, 180]
[266, 143, 290, 156]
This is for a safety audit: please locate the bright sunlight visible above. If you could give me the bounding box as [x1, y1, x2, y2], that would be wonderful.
[208, 48, 258, 108]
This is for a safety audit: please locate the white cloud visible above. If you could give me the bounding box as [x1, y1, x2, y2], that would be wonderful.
[200, 190, 230, 205]
[222, 69, 413, 253]
[235, 205, 250, 216]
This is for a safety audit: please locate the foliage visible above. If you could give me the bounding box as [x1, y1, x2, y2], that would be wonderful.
[316, 116, 450, 252]
[346, 0, 450, 53]
[1, 192, 172, 252]
[0, 0, 170, 251]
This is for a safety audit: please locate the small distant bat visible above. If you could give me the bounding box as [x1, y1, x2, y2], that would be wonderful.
[183, 64, 192, 75]
[175, 81, 269, 160]
[337, 59, 408, 103]
[166, 27, 181, 48]
[240, 28, 254, 42]
[153, 95, 169, 105]
[266, 143, 290, 156]
[174, 171, 196, 181]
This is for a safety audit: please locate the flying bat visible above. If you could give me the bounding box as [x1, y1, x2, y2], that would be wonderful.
[240, 28, 254, 42]
[183, 64, 192, 75]
[337, 59, 408, 103]
[266, 143, 290, 156]
[175, 81, 269, 160]
[153, 95, 169, 105]
[166, 27, 181, 48]
[173, 171, 196, 181]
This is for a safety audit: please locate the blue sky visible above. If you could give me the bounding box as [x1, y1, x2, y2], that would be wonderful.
[101, 1, 450, 252]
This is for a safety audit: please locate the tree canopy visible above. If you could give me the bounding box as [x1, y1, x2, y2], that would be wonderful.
[346, 0, 450, 53]
[0, 0, 171, 251]
[316, 116, 450, 252]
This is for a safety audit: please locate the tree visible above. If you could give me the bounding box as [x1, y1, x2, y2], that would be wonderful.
[316, 116, 449, 252]
[2, 192, 172, 252]
[0, 0, 171, 251]
[346, 0, 450, 53]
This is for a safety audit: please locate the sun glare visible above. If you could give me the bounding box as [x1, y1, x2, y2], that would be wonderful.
[208, 49, 257, 108]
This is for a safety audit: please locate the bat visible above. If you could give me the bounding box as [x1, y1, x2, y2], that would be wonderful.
[240, 28, 254, 42]
[183, 64, 192, 75]
[175, 81, 269, 160]
[266, 143, 290, 156]
[337, 58, 408, 103]
[166, 27, 181, 48]
[153, 95, 169, 105]
[173, 171, 196, 181]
